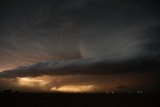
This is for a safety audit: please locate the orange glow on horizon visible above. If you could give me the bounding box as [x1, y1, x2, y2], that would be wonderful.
[50, 84, 95, 93]
[17, 77, 49, 87]
[17, 77, 96, 93]
[1, 73, 152, 93]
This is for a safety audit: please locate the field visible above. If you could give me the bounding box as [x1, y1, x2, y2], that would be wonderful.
[0, 93, 159, 107]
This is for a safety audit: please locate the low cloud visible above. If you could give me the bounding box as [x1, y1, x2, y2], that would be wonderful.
[0, 56, 159, 78]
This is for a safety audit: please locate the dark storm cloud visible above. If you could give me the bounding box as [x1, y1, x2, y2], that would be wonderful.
[0, 0, 160, 92]
[0, 56, 160, 78]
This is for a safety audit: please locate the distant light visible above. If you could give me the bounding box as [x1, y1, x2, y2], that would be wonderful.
[137, 90, 143, 94]
[111, 92, 114, 93]
[129, 91, 131, 94]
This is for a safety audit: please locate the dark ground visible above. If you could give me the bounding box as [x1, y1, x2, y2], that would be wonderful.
[0, 93, 159, 107]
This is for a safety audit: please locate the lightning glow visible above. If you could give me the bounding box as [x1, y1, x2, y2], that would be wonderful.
[17, 77, 49, 87]
[50, 84, 95, 93]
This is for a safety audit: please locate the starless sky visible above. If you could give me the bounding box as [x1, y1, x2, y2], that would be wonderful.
[0, 0, 160, 92]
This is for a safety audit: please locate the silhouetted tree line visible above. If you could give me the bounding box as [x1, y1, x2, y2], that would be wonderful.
[0, 89, 19, 94]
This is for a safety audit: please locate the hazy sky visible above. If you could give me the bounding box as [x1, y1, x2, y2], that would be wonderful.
[0, 0, 160, 92]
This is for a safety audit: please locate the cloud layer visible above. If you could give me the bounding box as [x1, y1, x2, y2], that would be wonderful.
[0, 56, 159, 78]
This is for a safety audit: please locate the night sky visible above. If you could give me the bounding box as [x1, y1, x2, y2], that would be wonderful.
[0, 0, 160, 92]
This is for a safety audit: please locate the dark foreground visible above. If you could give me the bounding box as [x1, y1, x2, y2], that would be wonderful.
[0, 93, 159, 107]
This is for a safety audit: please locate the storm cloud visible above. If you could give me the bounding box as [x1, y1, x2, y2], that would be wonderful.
[0, 0, 160, 92]
[0, 55, 159, 78]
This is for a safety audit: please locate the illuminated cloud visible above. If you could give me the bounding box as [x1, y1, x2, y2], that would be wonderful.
[50, 84, 95, 93]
